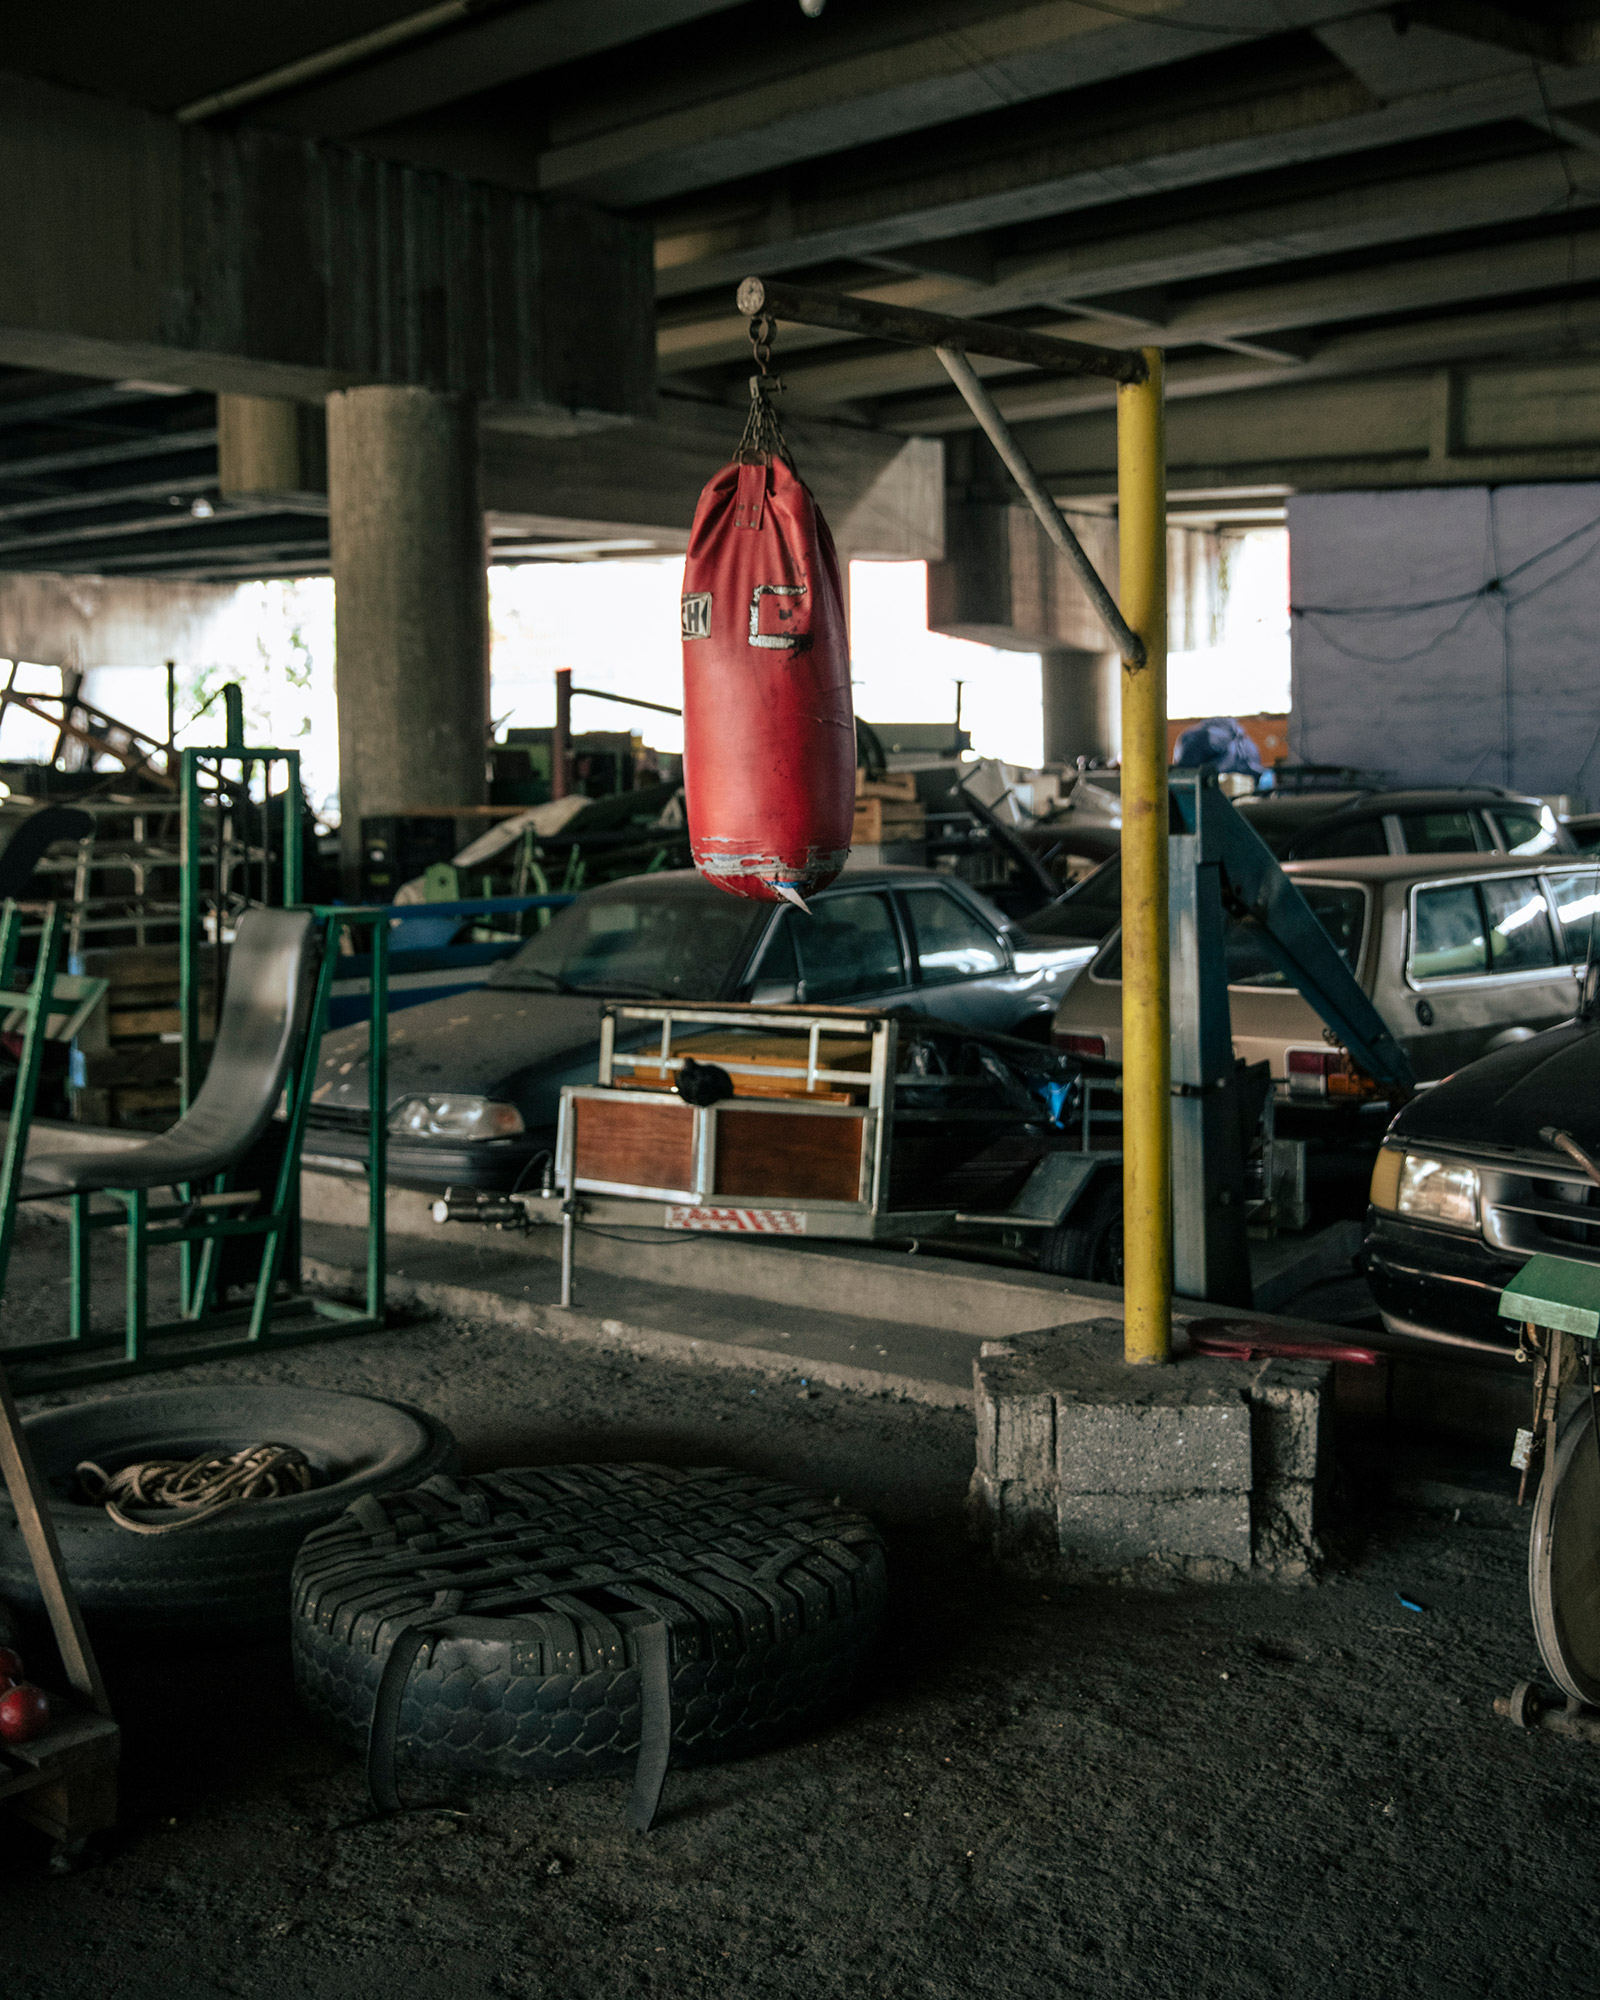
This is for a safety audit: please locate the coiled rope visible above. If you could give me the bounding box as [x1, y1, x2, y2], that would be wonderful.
[76, 1443, 314, 1535]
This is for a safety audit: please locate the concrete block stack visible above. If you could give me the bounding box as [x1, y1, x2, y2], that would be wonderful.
[970, 1318, 1330, 1583]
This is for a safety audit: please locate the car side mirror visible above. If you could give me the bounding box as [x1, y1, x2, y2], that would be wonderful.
[747, 980, 799, 1004]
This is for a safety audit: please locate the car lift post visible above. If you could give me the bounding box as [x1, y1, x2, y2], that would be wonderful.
[734, 279, 1171, 1361]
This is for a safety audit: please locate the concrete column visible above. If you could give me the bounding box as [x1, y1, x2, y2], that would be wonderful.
[327, 386, 489, 889]
[217, 395, 324, 497]
[1040, 648, 1119, 765]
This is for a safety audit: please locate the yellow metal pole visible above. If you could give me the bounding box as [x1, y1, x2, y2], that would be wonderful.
[1116, 348, 1170, 1366]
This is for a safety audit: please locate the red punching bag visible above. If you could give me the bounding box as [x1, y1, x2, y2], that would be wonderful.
[680, 451, 855, 905]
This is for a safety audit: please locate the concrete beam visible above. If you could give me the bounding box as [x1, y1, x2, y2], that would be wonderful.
[545, 0, 1310, 207]
[217, 395, 326, 499]
[750, 227, 1600, 418]
[1018, 348, 1600, 496]
[0, 570, 241, 671]
[886, 288, 1600, 436]
[481, 400, 944, 561]
[652, 55, 1600, 300]
[214, 2, 747, 142]
[0, 71, 653, 424]
[927, 496, 1118, 655]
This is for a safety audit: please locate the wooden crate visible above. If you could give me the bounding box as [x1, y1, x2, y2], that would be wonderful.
[0, 1708, 120, 1842]
[573, 1092, 694, 1190]
[852, 796, 926, 844]
[714, 1106, 866, 1202]
[626, 1031, 872, 1103]
[68, 944, 215, 1129]
[0, 1368, 119, 1848]
[855, 771, 918, 801]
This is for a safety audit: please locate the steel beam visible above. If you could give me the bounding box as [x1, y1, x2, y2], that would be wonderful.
[735, 277, 1144, 386]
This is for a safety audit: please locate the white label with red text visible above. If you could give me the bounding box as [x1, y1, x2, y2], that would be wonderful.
[663, 1205, 807, 1234]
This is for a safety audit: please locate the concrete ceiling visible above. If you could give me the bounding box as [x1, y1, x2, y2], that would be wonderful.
[6, 0, 1600, 573]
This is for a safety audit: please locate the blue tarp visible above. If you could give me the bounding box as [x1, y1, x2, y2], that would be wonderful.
[1171, 716, 1264, 777]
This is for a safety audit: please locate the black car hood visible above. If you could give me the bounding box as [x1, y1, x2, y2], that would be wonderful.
[1391, 1016, 1600, 1161]
[312, 986, 621, 1129]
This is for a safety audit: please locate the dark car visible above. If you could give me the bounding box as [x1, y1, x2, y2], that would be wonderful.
[302, 866, 1096, 1192]
[1237, 786, 1572, 863]
[1364, 1009, 1600, 1355]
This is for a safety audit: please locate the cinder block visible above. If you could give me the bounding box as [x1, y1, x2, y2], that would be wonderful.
[967, 1470, 1059, 1569]
[1055, 1397, 1251, 1496]
[996, 1388, 1056, 1488]
[1249, 1360, 1330, 1484]
[1057, 1491, 1252, 1572]
[1252, 1478, 1318, 1574]
[973, 1320, 1332, 1583]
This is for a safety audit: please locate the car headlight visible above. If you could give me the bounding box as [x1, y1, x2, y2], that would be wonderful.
[387, 1095, 525, 1142]
[1373, 1150, 1479, 1230]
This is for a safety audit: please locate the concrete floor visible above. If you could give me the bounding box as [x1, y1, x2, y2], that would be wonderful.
[0, 1215, 1587, 1999]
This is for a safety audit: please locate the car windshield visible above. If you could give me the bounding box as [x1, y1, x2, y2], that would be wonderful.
[1026, 857, 1124, 940]
[487, 884, 765, 998]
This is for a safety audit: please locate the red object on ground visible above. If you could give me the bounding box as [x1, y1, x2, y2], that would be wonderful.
[681, 456, 855, 904]
[0, 1682, 51, 1744]
[1187, 1323, 1381, 1366]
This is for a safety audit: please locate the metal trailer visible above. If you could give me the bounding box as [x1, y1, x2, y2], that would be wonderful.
[539, 998, 1123, 1306]
[436, 772, 1413, 1313]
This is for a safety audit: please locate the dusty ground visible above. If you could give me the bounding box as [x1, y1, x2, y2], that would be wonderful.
[0, 1213, 1592, 2000]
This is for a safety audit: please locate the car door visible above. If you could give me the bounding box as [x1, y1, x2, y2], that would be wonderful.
[1404, 872, 1576, 1079]
[896, 882, 1029, 1031]
[783, 887, 920, 1011]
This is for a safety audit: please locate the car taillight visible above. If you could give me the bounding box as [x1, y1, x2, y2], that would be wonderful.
[1055, 1032, 1107, 1058]
[1286, 1046, 1379, 1098]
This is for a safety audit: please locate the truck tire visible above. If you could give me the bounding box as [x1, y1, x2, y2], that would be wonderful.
[0, 1386, 457, 1632]
[291, 1462, 886, 1791]
[1037, 1177, 1124, 1283]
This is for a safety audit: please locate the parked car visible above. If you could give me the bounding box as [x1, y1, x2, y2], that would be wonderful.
[302, 865, 1097, 1191]
[1561, 811, 1600, 855]
[1049, 852, 1600, 1106]
[1235, 785, 1573, 862]
[1364, 1013, 1600, 1355]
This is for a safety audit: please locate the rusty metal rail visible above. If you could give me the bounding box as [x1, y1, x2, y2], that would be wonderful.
[734, 277, 1146, 385]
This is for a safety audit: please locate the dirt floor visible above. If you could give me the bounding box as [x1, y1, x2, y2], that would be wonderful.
[0, 1214, 1594, 2000]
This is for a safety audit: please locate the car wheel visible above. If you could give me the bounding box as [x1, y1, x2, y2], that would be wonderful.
[292, 1463, 888, 1792]
[1529, 1394, 1600, 1704]
[1037, 1178, 1124, 1282]
[0, 1386, 458, 1632]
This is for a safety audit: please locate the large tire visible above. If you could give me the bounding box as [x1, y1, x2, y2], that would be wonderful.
[0, 1386, 457, 1632]
[1529, 1394, 1600, 1705]
[1037, 1177, 1124, 1282]
[292, 1463, 886, 1788]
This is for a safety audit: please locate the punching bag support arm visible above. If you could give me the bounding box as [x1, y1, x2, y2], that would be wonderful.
[733, 277, 1145, 666]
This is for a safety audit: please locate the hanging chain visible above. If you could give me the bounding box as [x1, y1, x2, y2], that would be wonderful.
[737, 311, 793, 467]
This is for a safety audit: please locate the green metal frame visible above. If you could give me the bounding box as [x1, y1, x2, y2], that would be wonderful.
[0, 904, 389, 1393]
[179, 741, 303, 1112]
[0, 728, 394, 1391]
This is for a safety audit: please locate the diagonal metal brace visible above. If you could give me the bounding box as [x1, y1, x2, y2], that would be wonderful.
[935, 345, 1145, 667]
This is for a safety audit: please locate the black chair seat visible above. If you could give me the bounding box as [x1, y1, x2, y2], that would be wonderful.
[25, 907, 317, 1197]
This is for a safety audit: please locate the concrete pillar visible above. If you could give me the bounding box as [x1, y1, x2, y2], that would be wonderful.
[327, 386, 489, 889]
[1041, 648, 1119, 765]
[217, 395, 324, 497]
